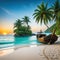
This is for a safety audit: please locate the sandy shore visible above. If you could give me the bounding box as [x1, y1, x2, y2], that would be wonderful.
[0, 45, 60, 60]
[0, 37, 60, 60]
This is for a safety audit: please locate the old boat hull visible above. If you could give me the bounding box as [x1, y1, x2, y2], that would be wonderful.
[37, 34, 58, 44]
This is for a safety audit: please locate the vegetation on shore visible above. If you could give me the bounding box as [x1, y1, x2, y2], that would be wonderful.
[45, 1, 60, 35]
[45, 23, 60, 35]
[33, 0, 60, 35]
[33, 0, 60, 44]
[14, 16, 32, 36]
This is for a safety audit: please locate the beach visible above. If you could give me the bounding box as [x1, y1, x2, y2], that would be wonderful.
[0, 0, 60, 60]
[0, 37, 60, 60]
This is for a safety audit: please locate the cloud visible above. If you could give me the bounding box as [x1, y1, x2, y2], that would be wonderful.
[0, 7, 16, 17]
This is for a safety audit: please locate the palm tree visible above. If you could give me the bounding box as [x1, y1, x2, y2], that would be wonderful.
[14, 18, 32, 36]
[33, 2, 53, 28]
[22, 16, 30, 27]
[14, 19, 22, 29]
[14, 19, 22, 35]
[52, 0, 60, 34]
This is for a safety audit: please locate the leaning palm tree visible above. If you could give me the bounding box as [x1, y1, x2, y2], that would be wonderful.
[33, 2, 53, 28]
[33, 2, 58, 44]
[22, 16, 30, 27]
[52, 0, 60, 34]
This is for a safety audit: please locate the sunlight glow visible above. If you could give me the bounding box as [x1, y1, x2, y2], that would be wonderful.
[3, 32, 7, 35]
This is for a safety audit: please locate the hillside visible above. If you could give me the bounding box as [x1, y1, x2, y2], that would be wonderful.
[45, 24, 60, 35]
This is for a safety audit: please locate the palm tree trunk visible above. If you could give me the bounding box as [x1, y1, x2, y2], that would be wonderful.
[52, 24, 57, 35]
[45, 24, 51, 33]
[45, 24, 57, 35]
[52, 25, 57, 35]
[52, 29, 56, 35]
[45, 24, 49, 28]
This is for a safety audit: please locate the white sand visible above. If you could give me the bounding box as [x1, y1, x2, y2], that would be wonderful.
[0, 45, 60, 60]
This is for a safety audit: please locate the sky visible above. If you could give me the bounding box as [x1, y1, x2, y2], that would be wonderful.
[0, 0, 55, 34]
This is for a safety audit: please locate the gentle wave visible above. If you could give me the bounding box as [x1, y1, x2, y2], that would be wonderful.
[0, 35, 14, 42]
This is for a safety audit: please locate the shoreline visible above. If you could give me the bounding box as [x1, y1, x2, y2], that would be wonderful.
[0, 44, 60, 60]
[0, 36, 60, 60]
[0, 36, 60, 50]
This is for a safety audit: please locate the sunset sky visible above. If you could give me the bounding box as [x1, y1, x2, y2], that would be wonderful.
[0, 0, 55, 34]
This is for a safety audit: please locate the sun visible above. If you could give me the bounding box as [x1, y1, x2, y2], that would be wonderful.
[3, 32, 7, 35]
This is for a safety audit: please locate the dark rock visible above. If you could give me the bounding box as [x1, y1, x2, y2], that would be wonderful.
[36, 33, 58, 44]
[44, 34, 58, 44]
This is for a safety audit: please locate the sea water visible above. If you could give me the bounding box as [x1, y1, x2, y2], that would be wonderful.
[0, 35, 40, 49]
[0, 33, 51, 49]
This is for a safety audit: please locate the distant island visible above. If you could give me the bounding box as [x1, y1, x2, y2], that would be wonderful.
[14, 16, 32, 37]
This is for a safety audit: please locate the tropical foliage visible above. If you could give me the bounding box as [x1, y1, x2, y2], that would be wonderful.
[33, 0, 60, 35]
[45, 23, 60, 35]
[22, 16, 30, 27]
[14, 16, 32, 36]
[33, 2, 53, 28]
[51, 0, 60, 34]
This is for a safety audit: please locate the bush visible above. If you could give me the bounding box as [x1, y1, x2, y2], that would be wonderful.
[14, 26, 32, 36]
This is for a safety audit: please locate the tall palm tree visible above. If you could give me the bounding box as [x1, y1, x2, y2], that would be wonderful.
[52, 0, 60, 34]
[33, 2, 53, 28]
[22, 16, 30, 27]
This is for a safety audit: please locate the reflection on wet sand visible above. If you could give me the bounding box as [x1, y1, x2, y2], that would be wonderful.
[0, 47, 14, 56]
